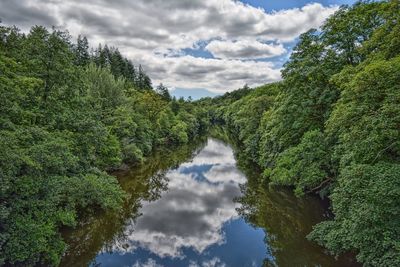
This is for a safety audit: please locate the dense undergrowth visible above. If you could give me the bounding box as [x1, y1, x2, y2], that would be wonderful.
[197, 1, 400, 266]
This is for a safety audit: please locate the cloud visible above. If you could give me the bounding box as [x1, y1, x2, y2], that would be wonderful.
[0, 0, 338, 93]
[0, 0, 57, 26]
[202, 257, 227, 267]
[189, 257, 227, 267]
[132, 258, 162, 267]
[206, 40, 286, 59]
[121, 52, 281, 93]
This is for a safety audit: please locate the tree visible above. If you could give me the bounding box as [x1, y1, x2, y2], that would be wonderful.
[309, 163, 400, 266]
[321, 1, 384, 65]
[155, 83, 171, 101]
[266, 130, 330, 196]
[0, 23, 205, 266]
[23, 26, 76, 102]
[75, 35, 90, 66]
[205, 2, 399, 266]
[136, 64, 152, 90]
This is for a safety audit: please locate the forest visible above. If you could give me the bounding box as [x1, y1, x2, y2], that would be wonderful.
[1, 0, 399, 266]
[0, 24, 210, 266]
[199, 1, 400, 266]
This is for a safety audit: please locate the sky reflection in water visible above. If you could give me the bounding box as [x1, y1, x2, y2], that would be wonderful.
[91, 138, 269, 267]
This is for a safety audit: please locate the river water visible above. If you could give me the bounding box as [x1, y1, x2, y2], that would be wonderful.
[61, 138, 359, 267]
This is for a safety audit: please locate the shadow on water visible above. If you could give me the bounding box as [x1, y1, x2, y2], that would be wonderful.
[60, 135, 359, 267]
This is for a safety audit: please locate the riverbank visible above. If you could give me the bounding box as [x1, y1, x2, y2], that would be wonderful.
[60, 137, 358, 267]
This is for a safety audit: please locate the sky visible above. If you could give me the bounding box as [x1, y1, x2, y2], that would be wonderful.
[0, 0, 358, 98]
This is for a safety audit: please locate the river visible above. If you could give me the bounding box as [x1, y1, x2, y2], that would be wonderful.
[60, 137, 359, 267]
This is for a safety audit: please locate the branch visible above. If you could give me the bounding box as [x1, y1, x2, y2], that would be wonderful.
[306, 177, 332, 194]
[372, 142, 397, 164]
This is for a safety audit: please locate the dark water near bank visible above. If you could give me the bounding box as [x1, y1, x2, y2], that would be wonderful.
[61, 138, 359, 267]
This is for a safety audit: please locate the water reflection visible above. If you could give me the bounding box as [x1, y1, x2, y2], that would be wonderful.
[234, 148, 359, 267]
[93, 138, 267, 266]
[61, 138, 358, 267]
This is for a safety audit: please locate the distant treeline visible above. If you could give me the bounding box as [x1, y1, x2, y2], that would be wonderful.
[0, 24, 210, 265]
[198, 1, 400, 266]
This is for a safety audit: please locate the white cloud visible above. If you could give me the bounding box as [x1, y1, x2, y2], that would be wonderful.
[121, 51, 281, 93]
[188, 258, 226, 267]
[132, 258, 162, 267]
[0, 0, 338, 93]
[206, 40, 286, 59]
[202, 257, 227, 267]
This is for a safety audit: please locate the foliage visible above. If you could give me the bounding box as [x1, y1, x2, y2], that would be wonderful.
[1, 1, 399, 265]
[206, 1, 400, 266]
[155, 83, 172, 101]
[266, 130, 330, 197]
[308, 163, 400, 266]
[0, 23, 209, 266]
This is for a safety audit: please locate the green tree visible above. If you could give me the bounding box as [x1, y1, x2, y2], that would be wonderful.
[75, 35, 90, 66]
[267, 130, 331, 196]
[309, 163, 400, 266]
[155, 83, 171, 101]
[0, 23, 202, 266]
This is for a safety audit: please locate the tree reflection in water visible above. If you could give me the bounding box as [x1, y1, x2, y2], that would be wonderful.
[235, 152, 360, 267]
[61, 137, 359, 267]
[60, 139, 207, 267]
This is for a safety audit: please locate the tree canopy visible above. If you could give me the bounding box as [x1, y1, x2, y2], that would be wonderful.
[204, 1, 400, 266]
[1, 1, 399, 266]
[0, 24, 210, 266]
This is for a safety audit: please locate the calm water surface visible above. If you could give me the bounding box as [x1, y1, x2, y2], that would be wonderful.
[61, 138, 359, 267]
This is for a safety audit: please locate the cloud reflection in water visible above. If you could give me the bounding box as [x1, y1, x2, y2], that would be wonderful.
[94, 138, 267, 267]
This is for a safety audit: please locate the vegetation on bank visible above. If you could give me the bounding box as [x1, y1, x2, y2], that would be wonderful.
[0, 25, 209, 266]
[198, 1, 400, 266]
[1, 1, 399, 266]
